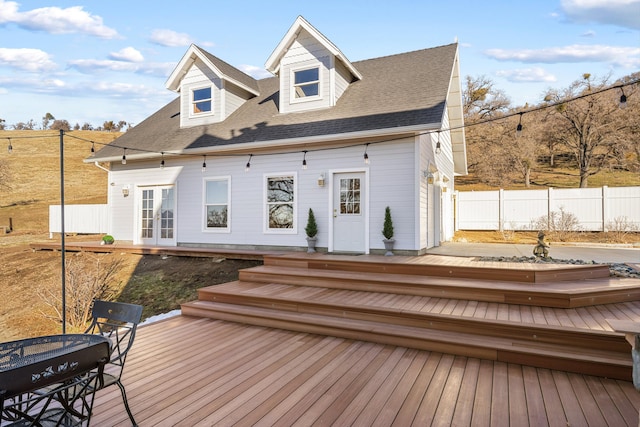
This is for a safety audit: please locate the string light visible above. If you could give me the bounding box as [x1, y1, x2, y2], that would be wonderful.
[364, 143, 370, 164]
[90, 142, 95, 154]
[160, 152, 165, 169]
[302, 151, 308, 170]
[245, 154, 252, 172]
[435, 131, 441, 155]
[516, 112, 523, 138]
[7, 138, 12, 154]
[122, 148, 127, 165]
[202, 155, 207, 173]
[619, 88, 628, 109]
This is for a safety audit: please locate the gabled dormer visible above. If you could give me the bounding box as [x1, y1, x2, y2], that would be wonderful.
[265, 16, 362, 114]
[166, 44, 260, 128]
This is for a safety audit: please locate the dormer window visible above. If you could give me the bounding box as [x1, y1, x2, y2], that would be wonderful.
[292, 67, 320, 100]
[192, 86, 212, 114]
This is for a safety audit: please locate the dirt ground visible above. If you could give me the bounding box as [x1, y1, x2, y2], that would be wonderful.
[0, 232, 261, 341]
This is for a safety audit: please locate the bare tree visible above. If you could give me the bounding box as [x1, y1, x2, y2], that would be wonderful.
[50, 119, 71, 131]
[39, 253, 123, 331]
[42, 112, 55, 130]
[544, 74, 628, 187]
[463, 75, 511, 120]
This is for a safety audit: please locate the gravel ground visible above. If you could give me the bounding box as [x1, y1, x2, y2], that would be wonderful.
[476, 255, 640, 278]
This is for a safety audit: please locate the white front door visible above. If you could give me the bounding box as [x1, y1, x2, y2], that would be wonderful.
[139, 186, 176, 246]
[332, 172, 366, 253]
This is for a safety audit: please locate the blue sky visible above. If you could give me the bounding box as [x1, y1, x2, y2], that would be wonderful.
[0, 0, 638, 128]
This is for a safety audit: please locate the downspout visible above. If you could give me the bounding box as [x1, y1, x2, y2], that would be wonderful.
[93, 161, 110, 173]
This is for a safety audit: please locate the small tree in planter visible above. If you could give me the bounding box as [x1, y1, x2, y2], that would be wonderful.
[305, 208, 318, 253]
[382, 206, 394, 256]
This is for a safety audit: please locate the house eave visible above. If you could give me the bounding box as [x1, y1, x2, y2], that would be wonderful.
[86, 123, 440, 164]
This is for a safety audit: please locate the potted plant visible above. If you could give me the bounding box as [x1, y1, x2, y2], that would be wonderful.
[101, 234, 115, 245]
[305, 208, 318, 253]
[382, 206, 394, 256]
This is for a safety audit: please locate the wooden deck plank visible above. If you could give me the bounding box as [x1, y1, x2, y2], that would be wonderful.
[522, 366, 550, 427]
[87, 317, 640, 427]
[507, 364, 529, 426]
[412, 353, 455, 425]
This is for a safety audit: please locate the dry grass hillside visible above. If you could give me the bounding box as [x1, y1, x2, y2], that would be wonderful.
[0, 130, 117, 234]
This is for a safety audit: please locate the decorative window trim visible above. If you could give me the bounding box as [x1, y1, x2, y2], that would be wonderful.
[191, 85, 213, 117]
[203, 176, 231, 233]
[263, 172, 297, 234]
[290, 65, 321, 104]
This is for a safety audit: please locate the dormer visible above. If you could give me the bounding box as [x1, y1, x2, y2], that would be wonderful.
[166, 44, 260, 128]
[265, 16, 362, 114]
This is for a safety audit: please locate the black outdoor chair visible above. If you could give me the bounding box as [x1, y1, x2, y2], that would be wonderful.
[85, 299, 143, 426]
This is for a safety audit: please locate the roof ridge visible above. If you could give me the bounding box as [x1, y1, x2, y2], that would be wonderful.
[353, 42, 458, 65]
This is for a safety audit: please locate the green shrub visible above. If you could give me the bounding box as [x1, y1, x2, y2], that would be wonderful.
[382, 206, 394, 240]
[101, 234, 115, 245]
[305, 208, 318, 238]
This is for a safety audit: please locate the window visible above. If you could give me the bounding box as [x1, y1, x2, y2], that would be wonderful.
[339, 178, 361, 215]
[204, 178, 229, 230]
[293, 67, 319, 99]
[266, 175, 295, 230]
[192, 87, 212, 114]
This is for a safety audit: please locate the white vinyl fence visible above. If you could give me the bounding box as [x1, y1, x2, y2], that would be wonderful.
[455, 186, 640, 231]
[49, 204, 109, 238]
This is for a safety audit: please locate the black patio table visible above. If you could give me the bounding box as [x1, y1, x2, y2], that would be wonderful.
[0, 334, 110, 426]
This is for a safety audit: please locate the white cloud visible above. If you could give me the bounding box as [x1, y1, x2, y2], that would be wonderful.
[485, 44, 640, 68]
[561, 0, 640, 29]
[495, 67, 557, 83]
[0, 0, 118, 38]
[109, 47, 145, 63]
[149, 29, 194, 47]
[68, 58, 175, 78]
[0, 47, 56, 71]
[239, 64, 272, 79]
[580, 30, 596, 37]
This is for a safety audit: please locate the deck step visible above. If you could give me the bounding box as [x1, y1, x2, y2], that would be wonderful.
[239, 265, 640, 308]
[181, 299, 631, 380]
[263, 254, 611, 283]
[194, 280, 630, 354]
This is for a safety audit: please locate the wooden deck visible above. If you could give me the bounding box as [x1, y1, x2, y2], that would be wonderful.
[90, 315, 640, 426]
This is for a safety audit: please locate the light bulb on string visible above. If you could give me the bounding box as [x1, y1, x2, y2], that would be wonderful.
[245, 154, 252, 172]
[516, 112, 523, 138]
[90, 142, 95, 154]
[7, 139, 12, 154]
[302, 151, 308, 170]
[122, 148, 127, 165]
[202, 155, 207, 173]
[619, 88, 628, 109]
[160, 152, 165, 169]
[435, 131, 442, 155]
[364, 144, 370, 164]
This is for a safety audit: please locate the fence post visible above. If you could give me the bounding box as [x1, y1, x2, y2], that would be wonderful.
[602, 186, 608, 232]
[547, 187, 553, 229]
[498, 189, 504, 232]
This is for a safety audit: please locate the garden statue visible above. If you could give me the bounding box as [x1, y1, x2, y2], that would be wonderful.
[533, 230, 549, 258]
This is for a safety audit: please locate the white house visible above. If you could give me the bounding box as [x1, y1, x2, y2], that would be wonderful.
[88, 16, 467, 255]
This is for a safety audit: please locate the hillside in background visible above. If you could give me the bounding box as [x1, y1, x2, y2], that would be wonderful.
[0, 130, 119, 235]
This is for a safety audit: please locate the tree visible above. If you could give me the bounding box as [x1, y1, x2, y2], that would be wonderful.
[50, 119, 71, 131]
[103, 120, 116, 132]
[13, 119, 36, 130]
[0, 118, 5, 130]
[42, 112, 55, 130]
[544, 74, 630, 187]
[463, 75, 511, 120]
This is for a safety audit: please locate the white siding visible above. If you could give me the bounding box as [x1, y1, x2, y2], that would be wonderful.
[180, 59, 223, 128]
[334, 59, 351, 103]
[279, 29, 332, 114]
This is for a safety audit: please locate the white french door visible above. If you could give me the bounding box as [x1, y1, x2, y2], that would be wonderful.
[138, 186, 176, 246]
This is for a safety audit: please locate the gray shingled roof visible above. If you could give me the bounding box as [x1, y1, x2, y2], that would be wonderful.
[92, 43, 457, 160]
[197, 46, 260, 94]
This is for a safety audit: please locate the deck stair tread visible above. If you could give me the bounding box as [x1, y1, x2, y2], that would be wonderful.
[181, 300, 632, 380]
[239, 265, 640, 308]
[264, 253, 611, 283]
[200, 280, 633, 333]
